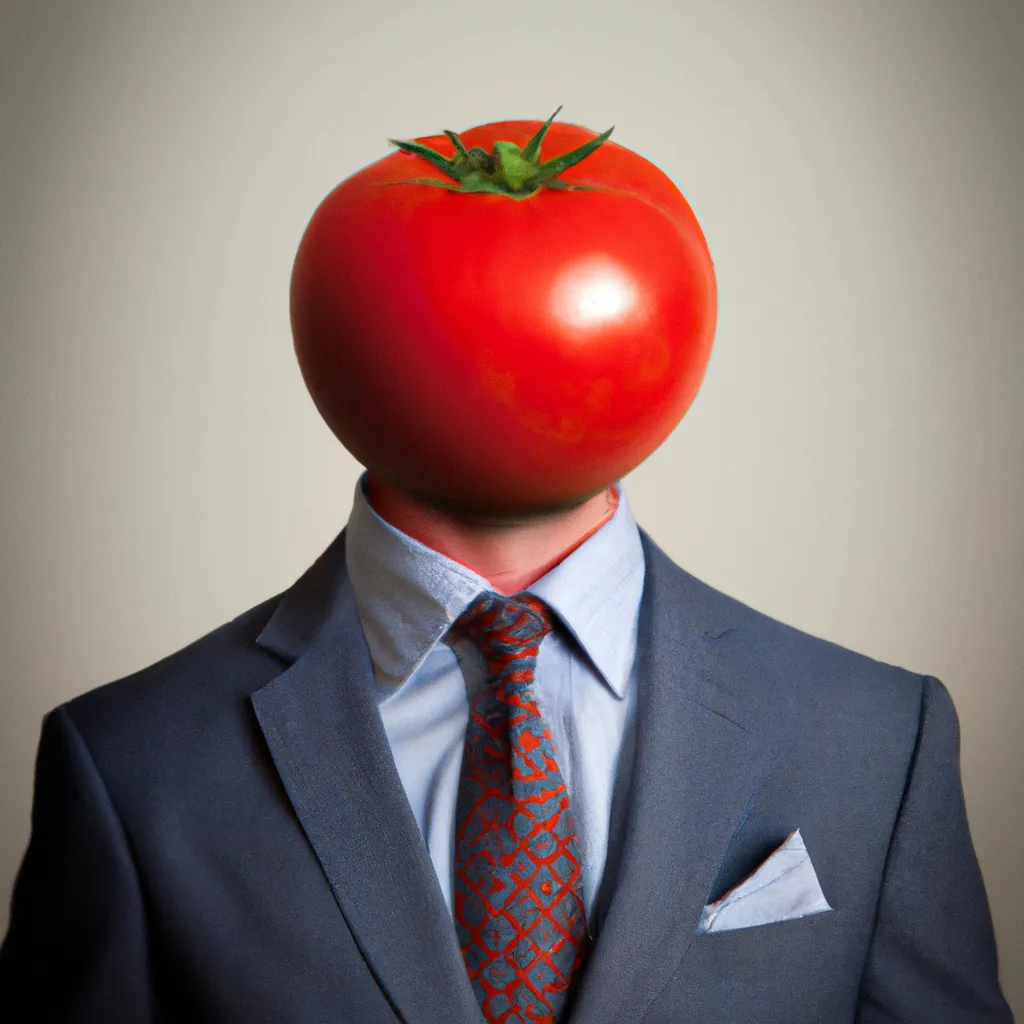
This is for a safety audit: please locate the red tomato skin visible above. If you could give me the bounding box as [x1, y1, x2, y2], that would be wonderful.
[290, 119, 717, 516]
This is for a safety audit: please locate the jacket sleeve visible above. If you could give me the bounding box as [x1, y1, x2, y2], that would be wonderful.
[0, 706, 154, 1022]
[855, 676, 1015, 1023]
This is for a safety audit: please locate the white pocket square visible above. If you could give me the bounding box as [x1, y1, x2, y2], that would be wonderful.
[696, 829, 832, 934]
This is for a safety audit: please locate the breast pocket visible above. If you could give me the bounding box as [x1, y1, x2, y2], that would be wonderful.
[641, 910, 856, 1024]
[694, 905, 838, 949]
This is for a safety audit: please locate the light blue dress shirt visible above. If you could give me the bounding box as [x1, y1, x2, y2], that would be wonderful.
[343, 471, 646, 923]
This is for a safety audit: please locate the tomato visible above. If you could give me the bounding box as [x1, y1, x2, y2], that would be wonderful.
[290, 107, 717, 518]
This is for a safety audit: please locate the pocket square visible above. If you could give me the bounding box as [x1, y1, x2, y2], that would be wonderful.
[696, 829, 831, 934]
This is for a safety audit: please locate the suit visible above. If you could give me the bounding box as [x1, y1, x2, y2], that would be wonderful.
[0, 523, 1013, 1022]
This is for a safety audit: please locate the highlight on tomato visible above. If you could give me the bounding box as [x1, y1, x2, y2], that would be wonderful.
[290, 105, 717, 518]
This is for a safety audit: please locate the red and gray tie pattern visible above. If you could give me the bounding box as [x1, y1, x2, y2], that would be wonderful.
[448, 591, 588, 1024]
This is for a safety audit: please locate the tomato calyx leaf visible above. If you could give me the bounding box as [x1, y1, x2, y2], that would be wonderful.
[377, 105, 615, 200]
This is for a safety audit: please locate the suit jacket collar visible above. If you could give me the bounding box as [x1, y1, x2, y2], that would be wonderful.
[252, 524, 793, 1024]
[565, 532, 795, 1024]
[252, 526, 485, 1023]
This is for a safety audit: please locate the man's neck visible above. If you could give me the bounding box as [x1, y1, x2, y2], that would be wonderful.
[365, 474, 619, 595]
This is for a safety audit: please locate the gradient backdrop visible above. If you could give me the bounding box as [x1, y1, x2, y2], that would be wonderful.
[2, 0, 1022, 1010]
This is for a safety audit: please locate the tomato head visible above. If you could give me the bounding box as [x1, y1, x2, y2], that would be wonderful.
[290, 108, 717, 518]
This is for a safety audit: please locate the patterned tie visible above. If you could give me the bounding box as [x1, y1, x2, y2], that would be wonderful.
[448, 591, 589, 1024]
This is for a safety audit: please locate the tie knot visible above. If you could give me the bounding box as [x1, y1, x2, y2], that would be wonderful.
[449, 591, 553, 661]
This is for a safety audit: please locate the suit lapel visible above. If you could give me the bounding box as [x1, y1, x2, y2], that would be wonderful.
[568, 530, 795, 1024]
[250, 529, 483, 1024]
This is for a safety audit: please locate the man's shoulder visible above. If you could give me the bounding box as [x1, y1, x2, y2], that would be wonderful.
[671, 558, 933, 725]
[61, 591, 288, 756]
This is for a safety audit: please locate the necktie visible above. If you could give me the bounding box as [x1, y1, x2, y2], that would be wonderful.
[448, 591, 589, 1024]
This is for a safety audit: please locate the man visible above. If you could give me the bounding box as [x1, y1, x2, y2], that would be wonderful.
[0, 466, 1014, 1021]
[1, 110, 1015, 1021]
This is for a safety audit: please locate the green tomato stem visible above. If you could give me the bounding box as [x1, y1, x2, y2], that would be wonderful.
[377, 105, 615, 201]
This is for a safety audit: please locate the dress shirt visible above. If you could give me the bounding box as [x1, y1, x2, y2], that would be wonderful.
[343, 470, 646, 923]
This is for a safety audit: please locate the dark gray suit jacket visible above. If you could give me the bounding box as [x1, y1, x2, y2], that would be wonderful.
[0, 526, 1014, 1022]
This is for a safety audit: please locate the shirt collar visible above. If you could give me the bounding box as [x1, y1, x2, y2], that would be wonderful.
[344, 471, 645, 702]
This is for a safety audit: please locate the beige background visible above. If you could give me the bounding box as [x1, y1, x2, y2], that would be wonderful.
[2, 0, 1021, 1009]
